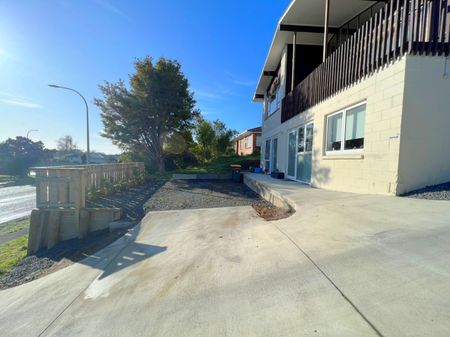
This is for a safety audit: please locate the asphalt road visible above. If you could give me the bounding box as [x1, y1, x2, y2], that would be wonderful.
[0, 185, 35, 225]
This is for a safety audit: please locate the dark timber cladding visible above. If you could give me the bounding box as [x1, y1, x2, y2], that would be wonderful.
[281, 0, 450, 124]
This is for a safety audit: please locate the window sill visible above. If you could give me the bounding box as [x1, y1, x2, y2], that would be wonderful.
[322, 153, 364, 160]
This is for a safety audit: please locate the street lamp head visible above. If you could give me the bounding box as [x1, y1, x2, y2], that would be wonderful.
[48, 84, 61, 88]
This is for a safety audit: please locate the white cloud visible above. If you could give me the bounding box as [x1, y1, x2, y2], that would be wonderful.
[194, 89, 223, 101]
[94, 0, 131, 21]
[0, 97, 41, 109]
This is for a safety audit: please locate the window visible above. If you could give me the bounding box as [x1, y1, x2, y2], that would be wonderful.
[266, 72, 281, 117]
[264, 140, 271, 171]
[245, 136, 252, 148]
[326, 103, 366, 154]
[267, 88, 281, 116]
[255, 135, 261, 147]
[272, 138, 278, 171]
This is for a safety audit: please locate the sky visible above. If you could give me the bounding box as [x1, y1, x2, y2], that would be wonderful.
[0, 0, 290, 154]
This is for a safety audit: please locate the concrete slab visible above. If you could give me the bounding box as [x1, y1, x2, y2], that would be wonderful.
[2, 175, 450, 336]
[0, 207, 378, 337]
[244, 173, 450, 337]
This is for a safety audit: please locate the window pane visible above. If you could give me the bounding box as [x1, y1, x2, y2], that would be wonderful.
[265, 140, 271, 160]
[327, 113, 343, 151]
[305, 124, 314, 152]
[288, 131, 297, 177]
[272, 138, 278, 171]
[298, 127, 305, 153]
[345, 104, 365, 150]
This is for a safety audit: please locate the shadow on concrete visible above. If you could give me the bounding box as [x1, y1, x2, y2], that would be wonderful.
[97, 242, 167, 280]
[76, 222, 167, 280]
[0, 181, 167, 289]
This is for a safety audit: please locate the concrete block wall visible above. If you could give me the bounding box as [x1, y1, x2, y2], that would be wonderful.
[261, 57, 408, 195]
[397, 56, 450, 194]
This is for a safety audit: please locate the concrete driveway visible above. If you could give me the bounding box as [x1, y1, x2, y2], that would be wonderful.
[1, 177, 450, 336]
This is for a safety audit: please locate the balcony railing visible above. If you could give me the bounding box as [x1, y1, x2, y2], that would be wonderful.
[282, 0, 450, 123]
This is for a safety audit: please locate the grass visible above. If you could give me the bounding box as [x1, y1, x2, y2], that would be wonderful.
[0, 235, 28, 275]
[0, 217, 29, 237]
[174, 153, 261, 174]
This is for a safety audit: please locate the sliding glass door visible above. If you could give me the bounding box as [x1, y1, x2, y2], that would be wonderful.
[271, 138, 278, 172]
[287, 130, 297, 179]
[287, 123, 314, 183]
[264, 139, 271, 172]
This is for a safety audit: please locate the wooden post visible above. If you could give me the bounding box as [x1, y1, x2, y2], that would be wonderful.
[323, 0, 330, 62]
[292, 32, 297, 91]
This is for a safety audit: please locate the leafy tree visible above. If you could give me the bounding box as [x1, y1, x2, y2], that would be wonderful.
[194, 116, 237, 162]
[95, 56, 199, 172]
[0, 137, 45, 176]
[56, 135, 78, 152]
[194, 117, 216, 161]
[213, 120, 237, 155]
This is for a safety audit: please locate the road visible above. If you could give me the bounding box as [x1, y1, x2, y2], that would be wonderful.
[2, 177, 450, 337]
[0, 185, 35, 224]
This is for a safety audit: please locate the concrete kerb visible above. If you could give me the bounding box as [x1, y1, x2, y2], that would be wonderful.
[243, 173, 295, 212]
[171, 173, 231, 180]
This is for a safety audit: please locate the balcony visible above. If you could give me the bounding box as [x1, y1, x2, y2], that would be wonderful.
[282, 0, 450, 123]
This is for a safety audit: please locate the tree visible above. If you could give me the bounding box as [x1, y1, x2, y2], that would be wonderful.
[57, 135, 78, 152]
[0, 137, 45, 176]
[213, 120, 237, 155]
[194, 116, 237, 162]
[95, 56, 198, 172]
[195, 116, 216, 161]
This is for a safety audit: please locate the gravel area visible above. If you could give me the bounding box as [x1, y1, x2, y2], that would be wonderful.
[87, 180, 165, 221]
[144, 180, 273, 212]
[402, 182, 450, 200]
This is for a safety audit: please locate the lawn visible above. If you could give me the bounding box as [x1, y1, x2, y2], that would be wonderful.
[0, 218, 30, 276]
[174, 153, 261, 174]
[0, 235, 28, 275]
[0, 217, 29, 237]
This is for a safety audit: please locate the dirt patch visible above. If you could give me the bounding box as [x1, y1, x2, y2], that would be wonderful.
[252, 203, 292, 221]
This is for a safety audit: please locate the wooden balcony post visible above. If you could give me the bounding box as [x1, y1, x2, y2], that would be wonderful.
[323, 0, 331, 62]
[292, 32, 297, 91]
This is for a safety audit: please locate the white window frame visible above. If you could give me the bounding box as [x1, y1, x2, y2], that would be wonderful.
[286, 121, 314, 183]
[266, 85, 281, 117]
[245, 136, 252, 148]
[325, 101, 366, 156]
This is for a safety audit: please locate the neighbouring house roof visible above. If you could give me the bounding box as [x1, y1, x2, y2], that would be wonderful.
[253, 0, 380, 101]
[234, 127, 262, 142]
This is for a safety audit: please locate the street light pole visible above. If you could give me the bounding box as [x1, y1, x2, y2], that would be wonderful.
[48, 84, 90, 164]
[26, 129, 38, 139]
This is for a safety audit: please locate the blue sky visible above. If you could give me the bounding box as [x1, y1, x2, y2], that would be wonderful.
[0, 0, 290, 154]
